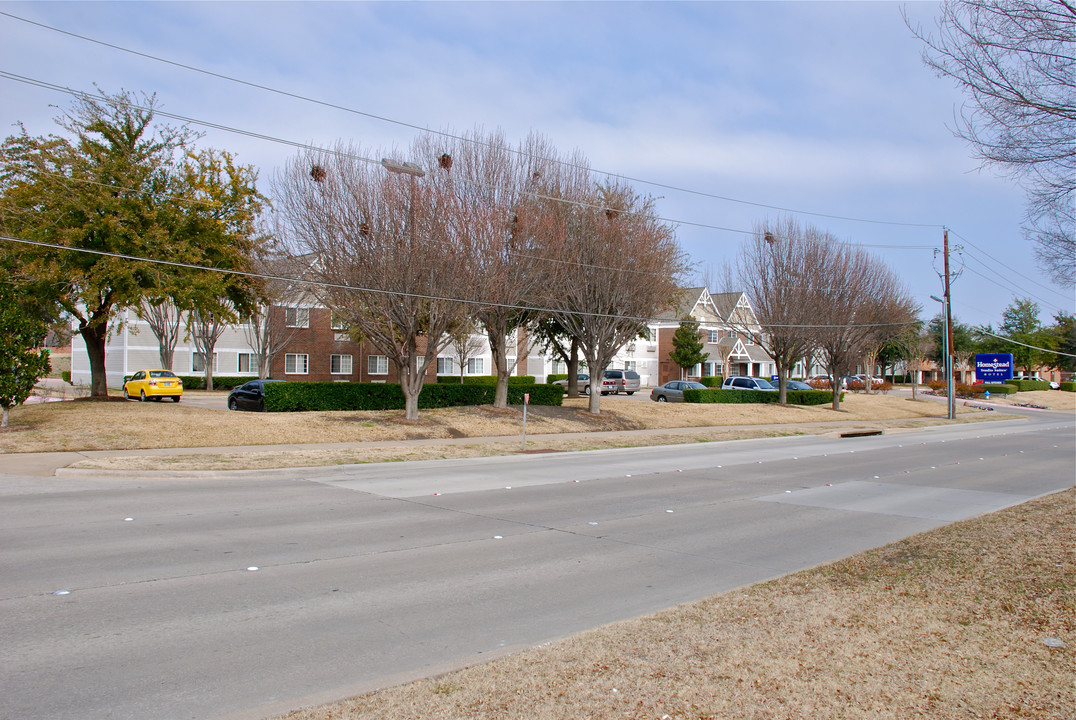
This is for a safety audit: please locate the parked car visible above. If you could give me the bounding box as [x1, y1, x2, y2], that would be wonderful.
[650, 380, 707, 402]
[552, 373, 592, 395]
[721, 376, 777, 391]
[227, 379, 283, 412]
[785, 379, 814, 391]
[123, 369, 183, 402]
[601, 369, 641, 395]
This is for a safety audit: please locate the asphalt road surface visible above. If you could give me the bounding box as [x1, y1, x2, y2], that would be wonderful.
[2, 409, 1072, 720]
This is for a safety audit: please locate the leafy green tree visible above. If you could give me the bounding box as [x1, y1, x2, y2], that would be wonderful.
[0, 90, 266, 396]
[1045, 312, 1076, 373]
[999, 297, 1044, 374]
[0, 282, 51, 427]
[668, 317, 708, 379]
[927, 313, 976, 377]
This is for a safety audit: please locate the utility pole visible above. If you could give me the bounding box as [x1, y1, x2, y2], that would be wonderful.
[943, 228, 955, 420]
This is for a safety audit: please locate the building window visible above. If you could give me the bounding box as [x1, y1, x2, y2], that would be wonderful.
[285, 353, 309, 374]
[192, 352, 217, 373]
[708, 330, 719, 343]
[285, 307, 310, 328]
[728, 329, 737, 340]
[437, 357, 455, 375]
[551, 359, 566, 375]
[624, 361, 637, 372]
[238, 353, 258, 374]
[368, 355, 389, 375]
[330, 313, 347, 331]
[330, 354, 353, 375]
[466, 357, 484, 375]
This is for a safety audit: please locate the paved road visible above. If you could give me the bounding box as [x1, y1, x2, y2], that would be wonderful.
[1, 410, 1072, 720]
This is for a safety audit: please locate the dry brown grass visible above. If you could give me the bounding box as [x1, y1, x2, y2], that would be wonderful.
[275, 489, 1075, 720]
[3, 391, 994, 456]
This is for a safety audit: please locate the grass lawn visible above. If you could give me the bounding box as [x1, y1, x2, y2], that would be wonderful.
[1, 390, 1029, 472]
[274, 489, 1074, 720]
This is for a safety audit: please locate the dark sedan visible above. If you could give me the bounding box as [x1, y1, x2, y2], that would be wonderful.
[650, 380, 707, 402]
[227, 379, 282, 412]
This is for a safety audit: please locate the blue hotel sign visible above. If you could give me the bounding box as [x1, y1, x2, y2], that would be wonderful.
[975, 353, 1014, 382]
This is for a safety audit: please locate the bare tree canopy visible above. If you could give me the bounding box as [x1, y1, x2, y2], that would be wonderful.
[731, 217, 832, 404]
[535, 169, 687, 413]
[274, 140, 475, 419]
[811, 233, 917, 409]
[909, 0, 1076, 284]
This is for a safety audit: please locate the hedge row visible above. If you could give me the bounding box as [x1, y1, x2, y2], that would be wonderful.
[1060, 381, 1076, 392]
[176, 375, 253, 390]
[435, 375, 536, 385]
[1005, 378, 1051, 392]
[263, 381, 562, 412]
[697, 376, 723, 388]
[683, 388, 838, 405]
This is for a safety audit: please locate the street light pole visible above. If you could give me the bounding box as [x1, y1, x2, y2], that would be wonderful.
[931, 293, 955, 420]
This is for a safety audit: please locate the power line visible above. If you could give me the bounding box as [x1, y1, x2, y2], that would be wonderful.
[0, 10, 945, 231]
[0, 234, 922, 329]
[975, 327, 1076, 359]
[949, 229, 1072, 301]
[1, 71, 938, 257]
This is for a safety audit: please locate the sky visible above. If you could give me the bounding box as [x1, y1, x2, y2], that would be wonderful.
[1, 1, 1072, 331]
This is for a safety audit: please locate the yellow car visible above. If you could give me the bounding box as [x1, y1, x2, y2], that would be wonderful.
[123, 369, 183, 402]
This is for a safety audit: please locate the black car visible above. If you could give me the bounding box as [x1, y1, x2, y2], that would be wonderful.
[227, 379, 282, 412]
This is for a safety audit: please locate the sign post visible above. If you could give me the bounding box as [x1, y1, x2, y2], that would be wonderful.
[522, 392, 529, 452]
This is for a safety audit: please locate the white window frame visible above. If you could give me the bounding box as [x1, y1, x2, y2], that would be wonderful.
[624, 360, 637, 372]
[285, 307, 310, 328]
[237, 352, 259, 374]
[708, 330, 719, 343]
[330, 354, 353, 375]
[368, 355, 389, 375]
[551, 359, 566, 375]
[330, 313, 347, 331]
[285, 353, 309, 374]
[466, 357, 484, 375]
[437, 357, 455, 375]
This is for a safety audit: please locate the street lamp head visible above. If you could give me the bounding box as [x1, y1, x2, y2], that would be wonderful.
[930, 295, 944, 304]
[380, 158, 426, 178]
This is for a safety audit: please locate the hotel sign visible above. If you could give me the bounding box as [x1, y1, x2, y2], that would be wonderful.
[975, 353, 1014, 382]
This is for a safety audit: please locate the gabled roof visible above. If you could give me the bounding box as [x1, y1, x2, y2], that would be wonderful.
[653, 287, 723, 323]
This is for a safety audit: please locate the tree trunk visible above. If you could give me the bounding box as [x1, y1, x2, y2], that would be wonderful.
[81, 324, 110, 398]
[831, 382, 841, 411]
[776, 358, 788, 405]
[399, 354, 425, 421]
[588, 375, 601, 413]
[566, 337, 580, 398]
[487, 325, 511, 409]
[1, 407, 9, 428]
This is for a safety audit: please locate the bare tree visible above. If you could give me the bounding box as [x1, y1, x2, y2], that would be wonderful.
[909, 0, 1075, 284]
[273, 140, 473, 420]
[535, 166, 687, 413]
[447, 319, 486, 383]
[137, 299, 183, 370]
[243, 252, 311, 379]
[188, 305, 229, 391]
[813, 240, 917, 410]
[728, 217, 830, 404]
[429, 130, 556, 407]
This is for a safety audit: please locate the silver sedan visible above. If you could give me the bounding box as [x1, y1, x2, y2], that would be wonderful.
[650, 380, 707, 402]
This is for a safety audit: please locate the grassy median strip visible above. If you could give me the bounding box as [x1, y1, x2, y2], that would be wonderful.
[275, 489, 1074, 720]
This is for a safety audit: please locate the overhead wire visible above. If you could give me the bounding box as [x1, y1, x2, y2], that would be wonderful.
[0, 71, 938, 259]
[0, 234, 919, 329]
[0, 10, 944, 231]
